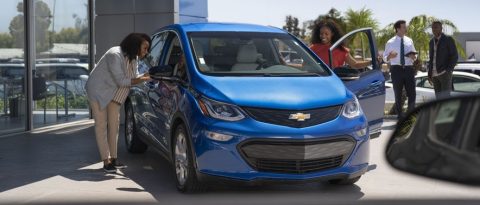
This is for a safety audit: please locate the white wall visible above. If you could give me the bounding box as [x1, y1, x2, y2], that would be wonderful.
[466, 41, 480, 60]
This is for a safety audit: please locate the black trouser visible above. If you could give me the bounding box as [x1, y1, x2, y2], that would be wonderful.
[391, 65, 416, 118]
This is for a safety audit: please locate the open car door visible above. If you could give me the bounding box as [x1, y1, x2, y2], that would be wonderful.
[329, 28, 385, 138]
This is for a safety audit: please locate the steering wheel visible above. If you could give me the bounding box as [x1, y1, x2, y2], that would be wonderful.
[256, 59, 273, 70]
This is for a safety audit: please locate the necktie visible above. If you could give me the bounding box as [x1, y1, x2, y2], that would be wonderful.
[400, 37, 405, 66]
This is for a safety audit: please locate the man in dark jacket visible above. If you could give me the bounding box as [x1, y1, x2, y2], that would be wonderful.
[428, 21, 458, 99]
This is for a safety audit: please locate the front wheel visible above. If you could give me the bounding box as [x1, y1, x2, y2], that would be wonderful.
[173, 124, 206, 193]
[125, 102, 148, 153]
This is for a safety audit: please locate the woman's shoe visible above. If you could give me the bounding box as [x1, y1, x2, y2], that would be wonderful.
[111, 158, 127, 169]
[103, 163, 117, 173]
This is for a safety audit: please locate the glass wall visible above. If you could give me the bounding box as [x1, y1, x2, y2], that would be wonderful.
[33, 0, 89, 127]
[0, 0, 27, 134]
[0, 0, 91, 134]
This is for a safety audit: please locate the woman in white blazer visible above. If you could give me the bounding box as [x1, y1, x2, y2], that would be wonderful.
[86, 33, 151, 173]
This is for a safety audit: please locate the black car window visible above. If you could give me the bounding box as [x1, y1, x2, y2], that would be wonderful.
[452, 75, 480, 93]
[453, 76, 477, 83]
[141, 32, 169, 73]
[417, 77, 433, 88]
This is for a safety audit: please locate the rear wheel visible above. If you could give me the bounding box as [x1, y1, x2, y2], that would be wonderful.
[174, 124, 206, 193]
[125, 102, 148, 153]
[328, 176, 361, 185]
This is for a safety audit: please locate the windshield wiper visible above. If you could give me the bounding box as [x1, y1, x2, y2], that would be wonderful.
[261, 72, 322, 77]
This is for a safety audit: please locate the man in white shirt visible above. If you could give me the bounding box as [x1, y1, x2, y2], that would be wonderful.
[383, 20, 417, 119]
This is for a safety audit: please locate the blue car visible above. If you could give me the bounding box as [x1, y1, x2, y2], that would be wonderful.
[125, 23, 385, 192]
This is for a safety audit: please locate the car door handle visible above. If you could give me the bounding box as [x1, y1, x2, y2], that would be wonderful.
[369, 81, 382, 87]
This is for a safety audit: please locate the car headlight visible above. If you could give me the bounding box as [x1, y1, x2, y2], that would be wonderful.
[197, 97, 245, 121]
[342, 96, 361, 119]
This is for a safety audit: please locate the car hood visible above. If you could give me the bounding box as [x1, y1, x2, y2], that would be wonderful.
[195, 75, 350, 110]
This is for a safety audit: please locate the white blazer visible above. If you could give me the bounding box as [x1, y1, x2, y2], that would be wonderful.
[86, 46, 136, 109]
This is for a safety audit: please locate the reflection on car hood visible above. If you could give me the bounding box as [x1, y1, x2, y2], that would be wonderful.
[197, 75, 349, 110]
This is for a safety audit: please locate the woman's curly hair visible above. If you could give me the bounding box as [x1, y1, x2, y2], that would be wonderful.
[310, 19, 346, 51]
[120, 33, 152, 61]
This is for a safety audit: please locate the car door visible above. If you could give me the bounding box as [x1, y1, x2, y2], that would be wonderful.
[145, 32, 183, 150]
[134, 31, 170, 150]
[328, 28, 385, 138]
[414, 76, 436, 103]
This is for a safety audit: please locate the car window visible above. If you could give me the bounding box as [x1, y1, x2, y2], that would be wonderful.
[140, 32, 168, 73]
[453, 76, 478, 83]
[35, 65, 88, 81]
[452, 75, 480, 93]
[188, 32, 329, 76]
[416, 77, 433, 89]
[431, 99, 468, 149]
[330, 32, 374, 74]
[0, 65, 24, 79]
[164, 35, 187, 81]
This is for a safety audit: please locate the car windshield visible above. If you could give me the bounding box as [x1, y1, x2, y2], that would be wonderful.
[188, 32, 330, 76]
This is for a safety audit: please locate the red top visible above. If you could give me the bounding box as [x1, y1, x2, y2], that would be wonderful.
[309, 43, 349, 68]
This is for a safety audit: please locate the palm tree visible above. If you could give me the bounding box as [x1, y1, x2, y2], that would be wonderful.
[345, 7, 379, 31]
[344, 7, 379, 59]
[376, 23, 395, 52]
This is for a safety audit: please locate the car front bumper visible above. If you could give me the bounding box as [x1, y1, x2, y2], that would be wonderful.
[188, 112, 370, 182]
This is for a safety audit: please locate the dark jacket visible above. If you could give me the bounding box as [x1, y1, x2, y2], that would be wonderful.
[428, 34, 458, 78]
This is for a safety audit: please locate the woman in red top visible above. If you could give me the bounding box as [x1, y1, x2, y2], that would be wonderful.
[309, 20, 371, 69]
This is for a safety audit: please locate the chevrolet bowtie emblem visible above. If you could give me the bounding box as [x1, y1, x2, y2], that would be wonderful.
[289, 113, 311, 121]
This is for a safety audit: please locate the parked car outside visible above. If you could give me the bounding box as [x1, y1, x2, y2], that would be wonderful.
[125, 23, 385, 192]
[385, 71, 480, 104]
[0, 61, 89, 113]
[454, 61, 480, 76]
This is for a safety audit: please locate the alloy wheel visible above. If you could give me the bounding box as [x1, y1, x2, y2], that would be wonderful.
[175, 130, 188, 186]
[125, 106, 134, 146]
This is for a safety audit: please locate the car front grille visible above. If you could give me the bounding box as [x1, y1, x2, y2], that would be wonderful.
[242, 105, 342, 128]
[238, 138, 355, 174]
[254, 156, 344, 174]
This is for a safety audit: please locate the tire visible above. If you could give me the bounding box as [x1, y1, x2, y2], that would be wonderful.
[328, 176, 361, 185]
[124, 102, 148, 153]
[173, 124, 206, 193]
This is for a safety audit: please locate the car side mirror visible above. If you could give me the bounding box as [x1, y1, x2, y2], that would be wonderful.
[333, 66, 360, 81]
[149, 65, 173, 78]
[386, 95, 480, 186]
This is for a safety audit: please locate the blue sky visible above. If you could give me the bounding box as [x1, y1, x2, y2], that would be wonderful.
[208, 0, 480, 32]
[1, 0, 478, 33]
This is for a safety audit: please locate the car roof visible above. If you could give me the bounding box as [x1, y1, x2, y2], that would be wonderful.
[157, 22, 286, 34]
[386, 71, 480, 83]
[455, 64, 480, 69]
[415, 71, 480, 79]
[0, 63, 88, 70]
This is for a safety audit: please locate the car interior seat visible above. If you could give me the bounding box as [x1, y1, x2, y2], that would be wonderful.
[231, 43, 260, 71]
[167, 38, 183, 76]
